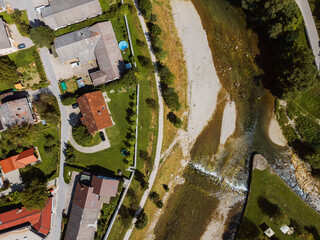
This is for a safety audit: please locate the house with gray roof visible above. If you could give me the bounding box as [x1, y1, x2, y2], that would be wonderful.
[0, 97, 35, 131]
[54, 21, 125, 86]
[64, 173, 119, 240]
[40, 0, 102, 30]
[0, 19, 15, 56]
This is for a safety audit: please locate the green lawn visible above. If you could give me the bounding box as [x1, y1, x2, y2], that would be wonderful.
[111, 17, 131, 63]
[99, 0, 110, 12]
[8, 47, 35, 68]
[237, 169, 320, 239]
[73, 89, 134, 178]
[0, 12, 14, 24]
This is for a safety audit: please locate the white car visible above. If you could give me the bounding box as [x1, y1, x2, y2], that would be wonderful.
[70, 61, 81, 68]
[35, 5, 46, 14]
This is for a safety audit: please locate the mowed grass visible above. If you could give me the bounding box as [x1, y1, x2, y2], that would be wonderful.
[154, 167, 220, 239]
[238, 169, 320, 239]
[8, 47, 35, 68]
[295, 82, 320, 119]
[0, 10, 28, 25]
[74, 89, 133, 178]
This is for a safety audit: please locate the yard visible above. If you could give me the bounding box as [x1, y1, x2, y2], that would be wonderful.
[237, 169, 320, 239]
[6, 47, 48, 90]
[71, 88, 134, 178]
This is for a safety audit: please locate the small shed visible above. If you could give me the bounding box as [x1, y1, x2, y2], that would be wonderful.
[77, 78, 85, 88]
[264, 228, 275, 238]
[60, 81, 67, 91]
[280, 225, 294, 235]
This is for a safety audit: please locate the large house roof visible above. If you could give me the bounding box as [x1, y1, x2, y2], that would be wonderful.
[54, 21, 125, 86]
[0, 226, 43, 240]
[0, 19, 11, 50]
[0, 148, 38, 174]
[0, 97, 34, 130]
[41, 0, 102, 30]
[65, 173, 119, 240]
[77, 91, 113, 134]
[0, 198, 52, 236]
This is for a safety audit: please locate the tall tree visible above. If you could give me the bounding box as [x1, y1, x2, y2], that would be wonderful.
[30, 25, 55, 48]
[0, 56, 18, 89]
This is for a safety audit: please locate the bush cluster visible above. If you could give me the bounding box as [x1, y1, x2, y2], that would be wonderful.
[11, 10, 30, 36]
[31, 48, 49, 89]
[149, 191, 164, 208]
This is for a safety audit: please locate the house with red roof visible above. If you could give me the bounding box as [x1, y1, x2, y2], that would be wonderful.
[77, 91, 113, 134]
[0, 148, 40, 186]
[0, 198, 52, 238]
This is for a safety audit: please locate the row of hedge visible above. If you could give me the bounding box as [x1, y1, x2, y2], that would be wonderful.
[31, 48, 49, 90]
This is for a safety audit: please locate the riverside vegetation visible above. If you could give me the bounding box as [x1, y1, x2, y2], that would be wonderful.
[242, 0, 320, 177]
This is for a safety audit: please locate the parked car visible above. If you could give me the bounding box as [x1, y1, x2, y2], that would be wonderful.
[70, 61, 81, 68]
[99, 131, 106, 141]
[18, 44, 26, 49]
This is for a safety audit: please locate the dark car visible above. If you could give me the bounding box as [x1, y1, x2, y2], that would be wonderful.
[72, 103, 79, 109]
[18, 44, 26, 49]
[99, 131, 106, 141]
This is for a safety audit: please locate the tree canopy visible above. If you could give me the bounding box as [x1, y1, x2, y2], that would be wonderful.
[30, 25, 55, 48]
[0, 56, 18, 89]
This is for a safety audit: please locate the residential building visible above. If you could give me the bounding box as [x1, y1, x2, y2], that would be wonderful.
[0, 148, 40, 184]
[77, 91, 113, 134]
[64, 173, 119, 240]
[0, 226, 44, 240]
[0, 96, 35, 131]
[40, 0, 102, 30]
[0, 18, 15, 56]
[54, 21, 125, 86]
[0, 198, 52, 237]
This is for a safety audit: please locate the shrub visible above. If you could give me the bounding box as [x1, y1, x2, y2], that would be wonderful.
[137, 55, 153, 69]
[157, 62, 175, 85]
[167, 112, 182, 128]
[136, 39, 145, 47]
[72, 124, 94, 146]
[162, 87, 181, 111]
[156, 200, 163, 208]
[138, 0, 152, 20]
[162, 184, 169, 192]
[146, 98, 158, 109]
[148, 23, 162, 36]
[150, 14, 157, 23]
[135, 210, 148, 229]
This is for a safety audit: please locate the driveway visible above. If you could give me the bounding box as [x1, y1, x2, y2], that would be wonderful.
[5, 0, 39, 26]
[9, 24, 34, 48]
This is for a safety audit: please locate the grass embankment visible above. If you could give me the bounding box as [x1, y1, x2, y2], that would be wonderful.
[106, 0, 160, 239]
[152, 0, 188, 151]
[238, 169, 320, 239]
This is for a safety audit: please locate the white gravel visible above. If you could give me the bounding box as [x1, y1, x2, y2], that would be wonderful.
[220, 101, 236, 145]
[171, 0, 221, 145]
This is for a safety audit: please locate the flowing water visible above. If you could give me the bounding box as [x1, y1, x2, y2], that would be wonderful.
[189, 0, 290, 191]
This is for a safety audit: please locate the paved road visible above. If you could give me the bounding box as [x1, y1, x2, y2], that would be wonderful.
[295, 0, 320, 69]
[123, 1, 164, 239]
[6, 0, 39, 26]
[39, 47, 69, 240]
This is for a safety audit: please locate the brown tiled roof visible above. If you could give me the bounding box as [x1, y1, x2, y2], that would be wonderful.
[77, 91, 113, 134]
[0, 198, 52, 236]
[91, 175, 119, 200]
[0, 148, 38, 174]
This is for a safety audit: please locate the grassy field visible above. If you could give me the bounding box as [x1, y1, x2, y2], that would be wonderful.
[8, 48, 35, 68]
[237, 169, 320, 239]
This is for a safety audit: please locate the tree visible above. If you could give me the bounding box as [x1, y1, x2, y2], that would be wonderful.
[30, 25, 55, 48]
[138, 0, 152, 20]
[137, 55, 153, 69]
[33, 94, 60, 124]
[20, 178, 48, 210]
[149, 23, 161, 36]
[156, 200, 163, 208]
[157, 62, 175, 85]
[162, 184, 169, 192]
[135, 209, 148, 229]
[162, 87, 181, 111]
[167, 112, 182, 128]
[72, 124, 93, 146]
[0, 56, 18, 89]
